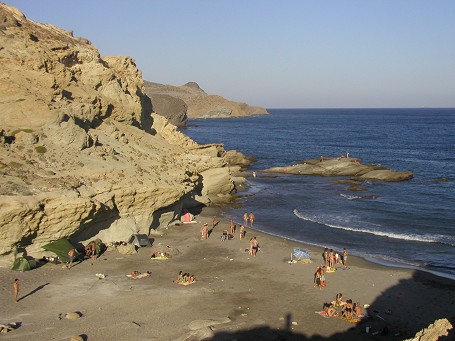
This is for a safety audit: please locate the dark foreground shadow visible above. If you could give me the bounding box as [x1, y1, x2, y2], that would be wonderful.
[18, 282, 49, 302]
[205, 271, 455, 341]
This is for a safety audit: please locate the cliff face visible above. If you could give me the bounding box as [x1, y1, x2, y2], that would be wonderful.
[145, 81, 269, 126]
[0, 4, 248, 262]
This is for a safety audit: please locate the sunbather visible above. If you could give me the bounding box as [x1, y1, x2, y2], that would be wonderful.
[353, 302, 364, 316]
[331, 293, 346, 307]
[323, 303, 339, 317]
[151, 252, 169, 258]
[341, 299, 354, 319]
[173, 271, 196, 285]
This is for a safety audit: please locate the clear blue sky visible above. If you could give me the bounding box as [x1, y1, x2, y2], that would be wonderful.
[6, 0, 455, 108]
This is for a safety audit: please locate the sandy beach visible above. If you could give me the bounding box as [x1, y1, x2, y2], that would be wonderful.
[1, 206, 454, 341]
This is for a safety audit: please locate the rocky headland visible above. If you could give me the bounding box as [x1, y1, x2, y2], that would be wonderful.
[144, 81, 269, 127]
[0, 3, 250, 264]
[263, 157, 413, 182]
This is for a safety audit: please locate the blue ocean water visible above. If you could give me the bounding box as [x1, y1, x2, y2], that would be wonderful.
[182, 108, 455, 279]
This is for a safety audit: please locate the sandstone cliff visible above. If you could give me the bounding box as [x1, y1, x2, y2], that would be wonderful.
[0, 4, 249, 263]
[145, 81, 269, 126]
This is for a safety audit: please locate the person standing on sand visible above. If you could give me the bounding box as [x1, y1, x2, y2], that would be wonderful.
[243, 212, 249, 227]
[328, 249, 334, 269]
[201, 223, 209, 240]
[250, 236, 259, 256]
[249, 212, 255, 226]
[230, 220, 235, 235]
[90, 242, 97, 263]
[323, 248, 328, 266]
[239, 225, 245, 240]
[67, 247, 75, 269]
[343, 248, 348, 267]
[13, 278, 19, 303]
[211, 216, 217, 229]
[313, 267, 322, 289]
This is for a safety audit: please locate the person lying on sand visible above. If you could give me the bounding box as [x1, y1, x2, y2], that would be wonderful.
[127, 271, 151, 279]
[173, 271, 197, 285]
[323, 303, 339, 317]
[151, 252, 170, 258]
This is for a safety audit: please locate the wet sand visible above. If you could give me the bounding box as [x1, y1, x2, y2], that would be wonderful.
[0, 206, 454, 340]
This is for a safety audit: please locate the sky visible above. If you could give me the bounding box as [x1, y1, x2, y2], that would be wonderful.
[5, 0, 455, 108]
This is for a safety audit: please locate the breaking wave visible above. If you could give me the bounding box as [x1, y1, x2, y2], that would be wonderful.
[293, 209, 455, 247]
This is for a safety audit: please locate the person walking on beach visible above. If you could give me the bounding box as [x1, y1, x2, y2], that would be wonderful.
[13, 278, 19, 303]
[239, 225, 245, 240]
[67, 247, 75, 269]
[342, 248, 348, 267]
[249, 212, 255, 226]
[243, 212, 249, 227]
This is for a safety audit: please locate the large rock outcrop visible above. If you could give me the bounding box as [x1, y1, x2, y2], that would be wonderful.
[263, 157, 413, 182]
[0, 3, 250, 263]
[405, 318, 453, 341]
[145, 81, 268, 126]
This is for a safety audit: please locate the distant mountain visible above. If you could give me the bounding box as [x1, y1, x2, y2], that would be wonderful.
[144, 81, 268, 127]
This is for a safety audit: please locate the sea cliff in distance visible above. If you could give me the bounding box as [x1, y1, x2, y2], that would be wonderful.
[144, 81, 269, 127]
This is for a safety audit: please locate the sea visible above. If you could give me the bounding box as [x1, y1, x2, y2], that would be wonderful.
[181, 108, 455, 280]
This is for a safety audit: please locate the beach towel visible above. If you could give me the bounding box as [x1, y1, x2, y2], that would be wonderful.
[177, 280, 197, 286]
[340, 315, 362, 323]
[150, 256, 170, 260]
[315, 311, 330, 318]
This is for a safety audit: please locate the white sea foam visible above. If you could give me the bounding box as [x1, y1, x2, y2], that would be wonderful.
[293, 209, 455, 246]
[340, 193, 362, 200]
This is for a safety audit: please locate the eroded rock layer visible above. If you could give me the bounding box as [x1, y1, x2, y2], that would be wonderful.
[0, 3, 249, 262]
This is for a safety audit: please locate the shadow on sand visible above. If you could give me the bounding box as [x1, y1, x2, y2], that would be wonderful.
[204, 271, 455, 341]
[18, 282, 50, 302]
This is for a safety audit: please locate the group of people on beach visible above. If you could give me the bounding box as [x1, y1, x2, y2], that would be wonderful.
[323, 292, 365, 320]
[173, 270, 196, 285]
[243, 212, 255, 227]
[322, 247, 348, 269]
[65, 241, 100, 269]
[198, 214, 261, 257]
[313, 248, 348, 289]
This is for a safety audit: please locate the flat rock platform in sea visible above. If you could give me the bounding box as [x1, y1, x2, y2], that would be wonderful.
[262, 157, 413, 181]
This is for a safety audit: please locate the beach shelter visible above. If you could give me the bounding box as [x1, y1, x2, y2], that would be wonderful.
[128, 234, 151, 247]
[291, 248, 311, 261]
[11, 257, 36, 271]
[42, 239, 78, 263]
[180, 211, 195, 223]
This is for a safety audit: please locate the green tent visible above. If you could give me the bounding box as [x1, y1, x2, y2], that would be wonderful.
[12, 257, 36, 271]
[42, 239, 78, 263]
